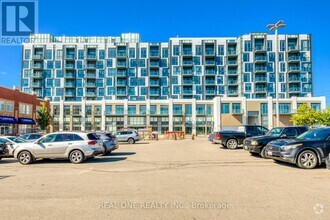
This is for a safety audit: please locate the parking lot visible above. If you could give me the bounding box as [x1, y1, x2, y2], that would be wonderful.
[0, 138, 329, 220]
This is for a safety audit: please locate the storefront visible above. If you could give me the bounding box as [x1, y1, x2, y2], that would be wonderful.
[0, 116, 17, 135]
[17, 117, 36, 134]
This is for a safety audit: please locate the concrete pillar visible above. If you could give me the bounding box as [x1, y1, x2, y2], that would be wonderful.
[320, 97, 327, 110]
[242, 97, 247, 125]
[192, 99, 197, 134]
[81, 99, 86, 131]
[146, 99, 151, 126]
[59, 100, 64, 131]
[291, 96, 297, 113]
[101, 98, 106, 131]
[124, 99, 128, 129]
[169, 98, 173, 132]
[213, 97, 221, 131]
[267, 97, 273, 129]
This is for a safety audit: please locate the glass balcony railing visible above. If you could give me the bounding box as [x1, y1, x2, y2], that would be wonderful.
[66, 54, 75, 59]
[65, 64, 75, 69]
[150, 71, 159, 76]
[205, 80, 215, 85]
[32, 72, 43, 78]
[116, 91, 126, 95]
[86, 73, 96, 78]
[117, 52, 126, 57]
[183, 60, 193, 65]
[86, 92, 96, 96]
[228, 70, 237, 75]
[255, 66, 267, 72]
[150, 90, 160, 95]
[289, 87, 301, 92]
[183, 80, 193, 84]
[117, 71, 126, 76]
[150, 52, 159, 57]
[205, 50, 215, 56]
[289, 77, 300, 82]
[33, 54, 43, 59]
[289, 66, 300, 71]
[182, 50, 192, 56]
[117, 62, 126, 67]
[255, 56, 267, 61]
[288, 45, 298, 51]
[288, 56, 300, 61]
[65, 92, 75, 97]
[86, 54, 96, 59]
[117, 81, 126, 86]
[255, 87, 267, 92]
[205, 60, 215, 65]
[32, 64, 43, 69]
[255, 76, 267, 82]
[206, 90, 216, 95]
[65, 83, 75, 87]
[255, 45, 265, 51]
[205, 70, 215, 75]
[31, 83, 42, 87]
[183, 90, 193, 95]
[150, 81, 159, 86]
[228, 90, 238, 95]
[150, 62, 159, 67]
[183, 70, 193, 75]
[65, 73, 75, 78]
[86, 83, 96, 87]
[228, 61, 237, 65]
[227, 50, 236, 55]
[228, 80, 237, 85]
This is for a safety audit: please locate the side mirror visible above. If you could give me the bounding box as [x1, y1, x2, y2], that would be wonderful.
[280, 134, 287, 138]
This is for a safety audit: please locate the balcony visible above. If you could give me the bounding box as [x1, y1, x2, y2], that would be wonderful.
[255, 76, 267, 83]
[183, 79, 193, 85]
[31, 82, 42, 88]
[255, 66, 267, 73]
[86, 54, 97, 60]
[116, 81, 127, 87]
[182, 50, 192, 56]
[254, 45, 266, 53]
[150, 90, 160, 96]
[86, 83, 96, 88]
[205, 80, 215, 85]
[289, 87, 301, 93]
[228, 90, 238, 96]
[149, 81, 159, 87]
[228, 79, 238, 85]
[150, 61, 159, 68]
[255, 56, 267, 63]
[86, 92, 96, 97]
[288, 77, 300, 83]
[183, 89, 193, 95]
[183, 69, 193, 75]
[205, 60, 216, 66]
[117, 62, 127, 68]
[227, 60, 238, 66]
[66, 54, 75, 60]
[32, 72, 43, 78]
[227, 50, 237, 57]
[32, 54, 43, 60]
[116, 91, 127, 96]
[205, 50, 215, 57]
[205, 69, 215, 75]
[65, 64, 75, 69]
[288, 45, 299, 53]
[117, 70, 126, 77]
[86, 73, 96, 78]
[32, 63, 43, 69]
[227, 70, 238, 75]
[65, 92, 75, 97]
[288, 56, 300, 63]
[65, 82, 75, 88]
[232, 109, 243, 115]
[86, 64, 96, 69]
[288, 66, 300, 73]
[182, 60, 193, 66]
[150, 70, 159, 77]
[117, 51, 127, 58]
[65, 72, 75, 78]
[150, 51, 160, 58]
[255, 87, 267, 93]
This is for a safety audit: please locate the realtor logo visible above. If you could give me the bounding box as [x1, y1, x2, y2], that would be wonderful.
[0, 0, 38, 45]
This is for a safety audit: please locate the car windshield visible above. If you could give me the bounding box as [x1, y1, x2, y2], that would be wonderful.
[297, 129, 330, 141]
[267, 128, 283, 137]
[7, 137, 27, 143]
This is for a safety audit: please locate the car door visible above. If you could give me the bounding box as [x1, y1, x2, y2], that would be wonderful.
[52, 134, 73, 157]
[34, 134, 56, 157]
[117, 132, 125, 141]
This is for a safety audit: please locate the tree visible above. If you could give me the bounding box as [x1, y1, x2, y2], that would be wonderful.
[36, 103, 52, 131]
[317, 108, 330, 126]
[290, 103, 318, 126]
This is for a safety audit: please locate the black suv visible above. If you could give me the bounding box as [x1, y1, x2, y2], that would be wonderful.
[0, 143, 8, 160]
[266, 127, 330, 169]
[243, 126, 308, 158]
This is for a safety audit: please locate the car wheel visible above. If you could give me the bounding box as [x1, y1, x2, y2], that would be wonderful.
[297, 150, 318, 169]
[69, 150, 84, 164]
[102, 146, 108, 156]
[18, 151, 33, 165]
[226, 139, 238, 149]
[128, 138, 135, 144]
[260, 147, 269, 159]
[0, 157, 2, 160]
[250, 152, 258, 156]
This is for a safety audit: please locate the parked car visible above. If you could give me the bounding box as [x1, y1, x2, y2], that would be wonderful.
[212, 125, 268, 149]
[0, 143, 9, 160]
[244, 126, 308, 158]
[114, 130, 140, 144]
[0, 136, 27, 156]
[265, 127, 330, 169]
[95, 132, 119, 155]
[14, 132, 104, 165]
[19, 133, 43, 142]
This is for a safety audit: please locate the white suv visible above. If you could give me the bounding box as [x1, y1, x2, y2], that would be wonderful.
[14, 132, 104, 165]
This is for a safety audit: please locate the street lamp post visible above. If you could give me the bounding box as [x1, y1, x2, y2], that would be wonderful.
[267, 20, 286, 127]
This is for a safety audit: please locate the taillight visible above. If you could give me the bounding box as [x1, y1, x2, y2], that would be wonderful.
[217, 134, 221, 139]
[88, 141, 97, 145]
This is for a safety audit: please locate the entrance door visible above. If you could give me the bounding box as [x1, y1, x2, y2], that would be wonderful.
[0, 126, 4, 135]
[247, 111, 260, 125]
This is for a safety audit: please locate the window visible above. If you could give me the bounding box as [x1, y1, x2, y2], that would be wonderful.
[244, 41, 252, 52]
[40, 134, 57, 143]
[243, 73, 250, 82]
[99, 50, 105, 59]
[267, 40, 272, 51]
[173, 104, 182, 115]
[261, 103, 268, 114]
[280, 63, 286, 72]
[139, 105, 146, 115]
[218, 45, 224, 55]
[283, 128, 297, 137]
[129, 48, 135, 58]
[24, 49, 30, 59]
[105, 105, 112, 115]
[141, 48, 147, 58]
[221, 104, 229, 114]
[108, 48, 116, 58]
[311, 103, 321, 111]
[6, 102, 14, 112]
[278, 53, 284, 62]
[196, 104, 205, 115]
[279, 104, 291, 114]
[196, 45, 202, 55]
[280, 40, 286, 51]
[0, 100, 5, 111]
[56, 50, 62, 59]
[128, 105, 136, 115]
[171, 57, 178, 65]
[150, 105, 157, 115]
[160, 105, 168, 115]
[162, 48, 168, 58]
[116, 105, 124, 115]
[243, 53, 249, 62]
[244, 63, 253, 72]
[232, 104, 241, 114]
[78, 50, 84, 59]
[173, 45, 179, 56]
[301, 40, 310, 51]
[45, 50, 52, 59]
[245, 83, 251, 92]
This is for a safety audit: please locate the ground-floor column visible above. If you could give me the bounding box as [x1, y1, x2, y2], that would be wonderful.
[101, 99, 106, 131]
[192, 99, 197, 134]
[59, 100, 64, 131]
[124, 99, 128, 129]
[81, 99, 86, 131]
[146, 99, 151, 126]
[213, 97, 221, 131]
[169, 98, 173, 132]
[242, 97, 247, 125]
[267, 97, 273, 129]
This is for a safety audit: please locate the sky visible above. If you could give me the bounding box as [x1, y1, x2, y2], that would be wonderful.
[0, 0, 330, 104]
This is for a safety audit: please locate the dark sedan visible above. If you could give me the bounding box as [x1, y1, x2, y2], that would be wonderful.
[243, 126, 308, 158]
[265, 127, 330, 169]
